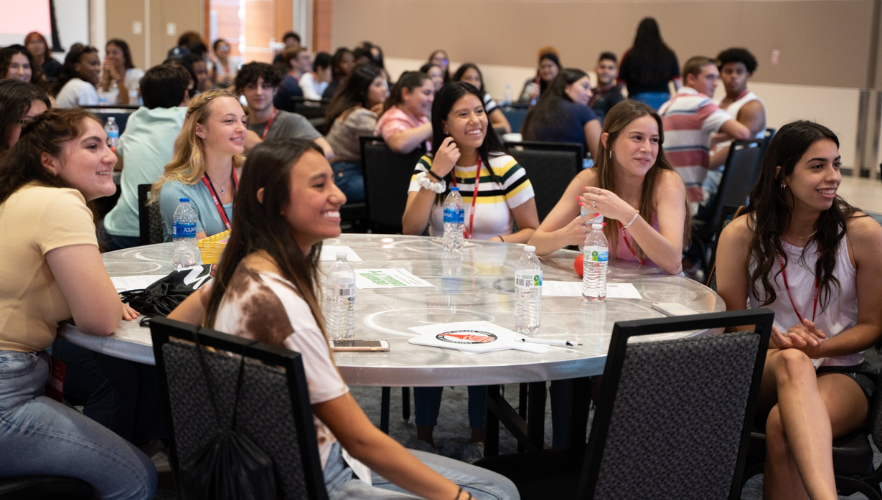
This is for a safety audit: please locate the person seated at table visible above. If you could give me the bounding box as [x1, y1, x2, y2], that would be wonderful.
[271, 30, 301, 70]
[210, 38, 237, 88]
[324, 63, 388, 203]
[102, 64, 191, 250]
[300, 51, 332, 101]
[99, 38, 144, 106]
[521, 68, 602, 160]
[0, 80, 49, 158]
[715, 121, 882, 500]
[24, 31, 62, 80]
[375, 71, 434, 154]
[322, 47, 355, 99]
[528, 100, 689, 448]
[181, 52, 212, 95]
[420, 63, 445, 93]
[452, 62, 511, 134]
[0, 107, 155, 498]
[153, 89, 245, 241]
[518, 48, 560, 105]
[274, 46, 309, 112]
[428, 49, 451, 83]
[402, 82, 539, 461]
[0, 45, 46, 91]
[589, 52, 625, 124]
[54, 45, 101, 108]
[166, 138, 520, 500]
[235, 62, 333, 158]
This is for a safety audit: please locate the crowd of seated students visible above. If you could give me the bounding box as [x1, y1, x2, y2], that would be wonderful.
[1, 22, 879, 500]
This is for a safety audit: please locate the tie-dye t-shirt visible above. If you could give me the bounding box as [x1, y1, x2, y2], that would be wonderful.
[212, 263, 348, 469]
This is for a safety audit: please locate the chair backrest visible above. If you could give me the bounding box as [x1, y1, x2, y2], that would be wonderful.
[360, 136, 426, 233]
[701, 138, 764, 239]
[137, 184, 164, 245]
[150, 317, 329, 500]
[501, 103, 530, 133]
[577, 309, 773, 500]
[705, 204, 745, 291]
[505, 141, 581, 222]
[83, 106, 139, 135]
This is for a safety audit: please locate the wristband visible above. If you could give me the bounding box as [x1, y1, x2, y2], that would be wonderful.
[427, 169, 443, 181]
[416, 172, 446, 193]
[622, 211, 640, 230]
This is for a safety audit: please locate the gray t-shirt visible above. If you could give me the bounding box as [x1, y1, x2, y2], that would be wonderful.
[159, 180, 233, 242]
[246, 109, 321, 142]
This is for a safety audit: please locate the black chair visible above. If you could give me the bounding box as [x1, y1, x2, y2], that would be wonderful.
[705, 204, 744, 291]
[501, 103, 530, 134]
[149, 317, 329, 500]
[0, 476, 92, 499]
[360, 135, 426, 234]
[695, 137, 766, 276]
[742, 374, 882, 499]
[137, 184, 163, 245]
[476, 309, 773, 500]
[504, 141, 582, 222]
[291, 97, 330, 133]
[83, 106, 139, 134]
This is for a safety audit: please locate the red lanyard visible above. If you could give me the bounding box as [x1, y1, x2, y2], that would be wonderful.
[259, 109, 278, 140]
[778, 243, 820, 323]
[201, 169, 238, 230]
[618, 222, 646, 266]
[450, 158, 482, 240]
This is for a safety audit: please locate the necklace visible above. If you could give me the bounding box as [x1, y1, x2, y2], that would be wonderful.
[787, 229, 817, 240]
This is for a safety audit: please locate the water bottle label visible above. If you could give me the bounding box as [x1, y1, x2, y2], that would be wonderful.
[586, 247, 609, 263]
[515, 272, 542, 288]
[334, 283, 355, 297]
[443, 208, 464, 224]
[173, 222, 196, 238]
[106, 130, 119, 139]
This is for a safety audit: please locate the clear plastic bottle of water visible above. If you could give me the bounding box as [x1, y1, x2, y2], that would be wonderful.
[514, 245, 542, 334]
[104, 117, 119, 150]
[502, 84, 513, 110]
[442, 187, 464, 251]
[325, 251, 356, 340]
[577, 205, 603, 252]
[106, 80, 120, 105]
[172, 198, 199, 269]
[582, 223, 609, 301]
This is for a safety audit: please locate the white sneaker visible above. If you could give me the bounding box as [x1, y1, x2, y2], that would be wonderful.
[412, 439, 438, 454]
[460, 442, 484, 464]
[151, 450, 171, 474]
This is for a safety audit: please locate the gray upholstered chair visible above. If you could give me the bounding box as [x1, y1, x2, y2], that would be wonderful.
[504, 140, 582, 223]
[137, 184, 163, 245]
[149, 317, 329, 500]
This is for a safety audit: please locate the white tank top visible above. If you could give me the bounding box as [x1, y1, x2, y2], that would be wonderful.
[748, 237, 860, 367]
[721, 91, 766, 140]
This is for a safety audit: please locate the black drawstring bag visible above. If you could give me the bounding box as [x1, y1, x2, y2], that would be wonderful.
[120, 265, 213, 326]
[179, 333, 280, 500]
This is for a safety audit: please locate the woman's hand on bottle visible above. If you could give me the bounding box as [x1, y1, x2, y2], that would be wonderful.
[431, 137, 459, 179]
[580, 187, 636, 222]
[560, 212, 602, 247]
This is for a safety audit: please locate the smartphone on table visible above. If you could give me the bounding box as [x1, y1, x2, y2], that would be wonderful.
[329, 339, 390, 352]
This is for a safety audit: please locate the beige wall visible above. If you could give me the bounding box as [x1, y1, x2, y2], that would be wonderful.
[106, 0, 202, 69]
[335, 0, 876, 89]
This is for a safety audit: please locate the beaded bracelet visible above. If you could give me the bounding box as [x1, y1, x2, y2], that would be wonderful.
[622, 210, 640, 230]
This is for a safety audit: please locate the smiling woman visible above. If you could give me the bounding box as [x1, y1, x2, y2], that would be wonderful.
[55, 45, 101, 108]
[152, 89, 246, 241]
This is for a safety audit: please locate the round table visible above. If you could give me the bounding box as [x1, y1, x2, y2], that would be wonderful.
[60, 234, 724, 386]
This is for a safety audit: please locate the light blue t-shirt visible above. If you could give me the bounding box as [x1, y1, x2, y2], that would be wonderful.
[104, 106, 187, 237]
[159, 180, 234, 241]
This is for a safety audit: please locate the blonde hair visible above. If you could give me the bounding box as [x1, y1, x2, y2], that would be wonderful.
[593, 100, 691, 261]
[150, 89, 245, 201]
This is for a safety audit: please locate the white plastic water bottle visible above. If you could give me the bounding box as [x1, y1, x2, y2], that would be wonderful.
[104, 117, 119, 150]
[106, 80, 120, 105]
[443, 187, 464, 251]
[514, 245, 542, 334]
[582, 223, 609, 301]
[324, 251, 356, 340]
[577, 205, 603, 252]
[172, 198, 199, 269]
[502, 84, 513, 109]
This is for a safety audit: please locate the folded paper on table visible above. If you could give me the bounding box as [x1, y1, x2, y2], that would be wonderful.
[111, 275, 168, 293]
[408, 321, 547, 354]
[355, 269, 433, 289]
[542, 281, 642, 299]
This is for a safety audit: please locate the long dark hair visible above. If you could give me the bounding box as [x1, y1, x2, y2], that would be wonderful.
[330, 47, 354, 82]
[627, 17, 677, 87]
[430, 81, 505, 202]
[452, 63, 484, 93]
[0, 45, 46, 88]
[746, 121, 859, 308]
[0, 80, 50, 155]
[55, 45, 98, 94]
[428, 50, 450, 82]
[383, 70, 429, 113]
[537, 52, 560, 96]
[106, 38, 135, 70]
[325, 62, 382, 125]
[521, 68, 588, 140]
[590, 100, 690, 260]
[203, 139, 327, 335]
[0, 108, 96, 206]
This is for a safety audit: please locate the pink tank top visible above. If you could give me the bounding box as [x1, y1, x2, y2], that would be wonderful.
[615, 211, 660, 267]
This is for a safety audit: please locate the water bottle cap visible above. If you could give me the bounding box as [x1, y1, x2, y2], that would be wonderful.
[179, 198, 189, 202]
[524, 245, 536, 253]
[592, 223, 603, 229]
[336, 251, 348, 260]
[107, 117, 115, 123]
[450, 187, 459, 192]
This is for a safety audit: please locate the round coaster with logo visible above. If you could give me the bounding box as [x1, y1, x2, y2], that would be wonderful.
[436, 330, 498, 344]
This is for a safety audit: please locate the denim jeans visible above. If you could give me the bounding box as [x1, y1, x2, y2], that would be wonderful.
[0, 350, 157, 499]
[630, 92, 671, 111]
[331, 161, 365, 203]
[323, 442, 519, 499]
[414, 386, 485, 430]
